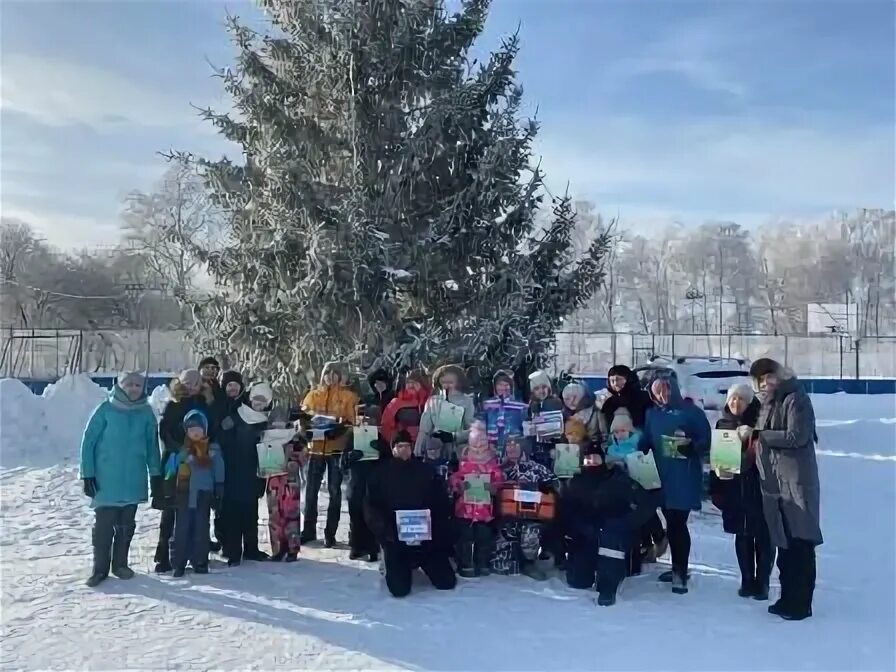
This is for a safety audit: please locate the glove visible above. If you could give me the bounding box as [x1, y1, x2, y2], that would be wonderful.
[350, 449, 365, 462]
[82, 477, 98, 498]
[370, 439, 387, 454]
[736, 425, 753, 442]
[214, 483, 224, 510]
[432, 431, 454, 444]
[462, 480, 472, 491]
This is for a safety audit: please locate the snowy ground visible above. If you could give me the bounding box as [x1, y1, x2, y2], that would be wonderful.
[1, 382, 894, 671]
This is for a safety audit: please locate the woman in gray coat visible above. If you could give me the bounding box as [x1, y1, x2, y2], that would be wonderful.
[746, 358, 822, 621]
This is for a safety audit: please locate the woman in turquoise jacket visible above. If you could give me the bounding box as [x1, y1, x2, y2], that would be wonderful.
[79, 371, 162, 587]
[640, 371, 710, 595]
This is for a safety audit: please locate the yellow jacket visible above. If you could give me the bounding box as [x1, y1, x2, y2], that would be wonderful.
[302, 385, 359, 456]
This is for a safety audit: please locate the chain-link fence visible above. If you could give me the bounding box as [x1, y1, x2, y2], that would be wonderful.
[553, 331, 896, 379]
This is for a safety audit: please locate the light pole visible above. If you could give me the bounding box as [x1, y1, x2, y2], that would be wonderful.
[686, 287, 704, 333]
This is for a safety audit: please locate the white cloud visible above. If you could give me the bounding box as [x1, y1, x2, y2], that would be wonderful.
[0, 204, 120, 250]
[537, 114, 895, 220]
[0, 53, 209, 129]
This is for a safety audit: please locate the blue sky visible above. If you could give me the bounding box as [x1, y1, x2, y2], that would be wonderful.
[1, 0, 893, 248]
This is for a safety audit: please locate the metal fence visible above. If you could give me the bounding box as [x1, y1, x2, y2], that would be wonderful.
[3, 327, 895, 381]
[553, 331, 896, 379]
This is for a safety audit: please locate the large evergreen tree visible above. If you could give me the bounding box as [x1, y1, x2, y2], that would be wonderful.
[180, 0, 610, 394]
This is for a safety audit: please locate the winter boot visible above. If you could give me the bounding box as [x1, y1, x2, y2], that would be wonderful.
[227, 558, 242, 568]
[779, 606, 812, 621]
[270, 550, 287, 562]
[659, 569, 690, 583]
[111, 515, 136, 579]
[653, 535, 669, 560]
[324, 535, 337, 549]
[738, 580, 756, 598]
[285, 553, 298, 563]
[597, 590, 617, 607]
[753, 582, 770, 601]
[349, 548, 366, 561]
[154, 559, 172, 573]
[300, 530, 317, 545]
[734, 536, 756, 598]
[173, 566, 186, 578]
[244, 549, 270, 561]
[368, 550, 379, 563]
[671, 571, 689, 595]
[85, 572, 108, 588]
[194, 565, 209, 575]
[456, 537, 476, 578]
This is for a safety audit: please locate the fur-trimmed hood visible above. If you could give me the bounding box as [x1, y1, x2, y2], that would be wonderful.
[320, 360, 349, 386]
[168, 377, 214, 405]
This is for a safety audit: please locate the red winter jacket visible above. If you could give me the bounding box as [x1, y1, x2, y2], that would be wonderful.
[381, 389, 429, 444]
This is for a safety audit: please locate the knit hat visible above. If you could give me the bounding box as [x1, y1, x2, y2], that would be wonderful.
[610, 410, 634, 434]
[179, 368, 202, 388]
[117, 370, 145, 388]
[726, 382, 755, 404]
[425, 436, 444, 455]
[247, 381, 274, 404]
[393, 430, 413, 447]
[749, 358, 780, 381]
[221, 370, 244, 389]
[607, 364, 634, 379]
[562, 382, 586, 406]
[183, 409, 209, 434]
[528, 370, 552, 392]
[198, 356, 220, 369]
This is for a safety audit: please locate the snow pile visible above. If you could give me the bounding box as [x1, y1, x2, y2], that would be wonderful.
[0, 374, 107, 469]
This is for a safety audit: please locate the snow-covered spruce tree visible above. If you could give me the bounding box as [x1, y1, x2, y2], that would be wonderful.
[179, 0, 609, 395]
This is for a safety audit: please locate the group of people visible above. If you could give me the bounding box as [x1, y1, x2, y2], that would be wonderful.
[78, 354, 821, 621]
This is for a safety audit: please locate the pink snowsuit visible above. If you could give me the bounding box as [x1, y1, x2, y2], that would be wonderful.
[265, 441, 304, 557]
[450, 458, 503, 522]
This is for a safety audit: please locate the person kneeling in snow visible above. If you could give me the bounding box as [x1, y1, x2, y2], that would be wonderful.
[562, 446, 654, 606]
[80, 371, 162, 587]
[171, 410, 225, 577]
[364, 431, 457, 598]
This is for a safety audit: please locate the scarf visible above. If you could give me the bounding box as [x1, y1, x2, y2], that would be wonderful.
[109, 384, 147, 411]
[186, 437, 212, 467]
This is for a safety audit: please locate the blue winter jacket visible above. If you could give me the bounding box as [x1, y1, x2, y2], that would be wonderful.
[640, 378, 711, 511]
[174, 443, 225, 508]
[606, 429, 644, 465]
[79, 386, 162, 509]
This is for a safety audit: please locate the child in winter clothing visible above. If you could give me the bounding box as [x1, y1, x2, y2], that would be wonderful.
[416, 364, 476, 457]
[218, 382, 273, 565]
[300, 361, 359, 547]
[562, 382, 600, 447]
[449, 422, 503, 577]
[381, 370, 429, 444]
[80, 371, 162, 587]
[493, 435, 558, 580]
[423, 436, 453, 482]
[606, 410, 644, 466]
[525, 370, 565, 469]
[266, 435, 306, 562]
[479, 370, 528, 458]
[171, 410, 225, 577]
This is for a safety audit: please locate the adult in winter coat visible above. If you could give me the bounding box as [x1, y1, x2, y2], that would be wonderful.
[562, 446, 655, 606]
[749, 358, 822, 621]
[209, 369, 244, 551]
[364, 431, 457, 598]
[218, 382, 273, 565]
[640, 371, 711, 594]
[709, 383, 773, 600]
[199, 355, 224, 405]
[381, 370, 429, 445]
[600, 365, 652, 435]
[154, 368, 214, 572]
[415, 364, 476, 457]
[300, 361, 360, 546]
[366, 369, 395, 418]
[80, 371, 162, 587]
[479, 369, 528, 457]
[345, 434, 392, 563]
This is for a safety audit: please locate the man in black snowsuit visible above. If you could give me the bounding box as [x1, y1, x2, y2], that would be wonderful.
[364, 431, 457, 598]
[562, 445, 655, 606]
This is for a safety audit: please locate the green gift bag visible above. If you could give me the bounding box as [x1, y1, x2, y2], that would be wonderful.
[710, 429, 742, 475]
[661, 434, 689, 460]
[554, 443, 581, 478]
[463, 474, 491, 504]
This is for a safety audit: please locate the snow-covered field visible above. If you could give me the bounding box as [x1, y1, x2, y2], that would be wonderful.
[1, 379, 894, 671]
